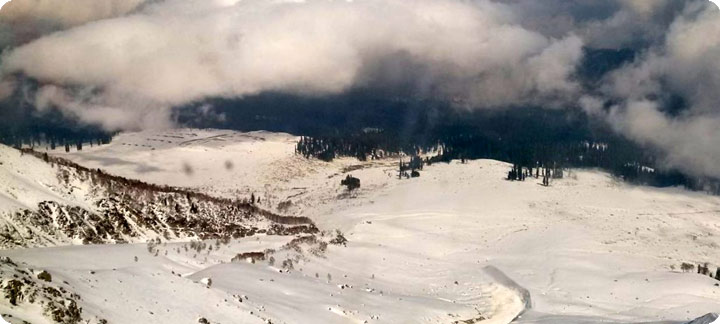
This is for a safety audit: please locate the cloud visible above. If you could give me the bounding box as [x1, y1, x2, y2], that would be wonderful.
[499, 0, 705, 50]
[33, 84, 174, 130]
[606, 100, 720, 179]
[0, 0, 147, 27]
[0, 0, 584, 130]
[594, 2, 720, 178]
[0, 0, 149, 49]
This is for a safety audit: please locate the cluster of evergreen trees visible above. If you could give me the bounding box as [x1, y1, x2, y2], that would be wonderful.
[506, 163, 563, 186]
[295, 135, 431, 162]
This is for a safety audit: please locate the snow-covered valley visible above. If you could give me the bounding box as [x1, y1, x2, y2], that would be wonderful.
[1, 129, 720, 323]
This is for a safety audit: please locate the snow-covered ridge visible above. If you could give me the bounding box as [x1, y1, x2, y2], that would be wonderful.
[0, 144, 317, 248]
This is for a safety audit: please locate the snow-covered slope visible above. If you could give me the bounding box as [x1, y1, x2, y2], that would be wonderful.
[0, 145, 89, 213]
[52, 129, 307, 200]
[323, 160, 720, 323]
[3, 129, 720, 324]
[0, 144, 318, 248]
[51, 129, 393, 217]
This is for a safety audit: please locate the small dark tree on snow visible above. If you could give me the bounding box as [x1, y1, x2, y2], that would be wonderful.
[330, 230, 348, 246]
[699, 263, 710, 276]
[680, 262, 694, 272]
[409, 155, 424, 170]
[507, 164, 523, 181]
[341, 175, 360, 191]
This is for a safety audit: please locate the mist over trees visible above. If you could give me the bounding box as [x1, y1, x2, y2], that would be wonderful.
[0, 78, 112, 151]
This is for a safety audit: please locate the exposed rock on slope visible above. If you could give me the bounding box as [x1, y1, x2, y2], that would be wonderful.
[0, 146, 317, 248]
[0, 257, 99, 324]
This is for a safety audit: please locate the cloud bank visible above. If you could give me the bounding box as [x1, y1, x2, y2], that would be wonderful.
[592, 2, 720, 178]
[1, 0, 720, 179]
[0, 0, 148, 47]
[0, 0, 146, 27]
[0, 0, 585, 130]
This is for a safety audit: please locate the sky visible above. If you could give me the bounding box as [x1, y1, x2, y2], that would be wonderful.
[0, 0, 720, 179]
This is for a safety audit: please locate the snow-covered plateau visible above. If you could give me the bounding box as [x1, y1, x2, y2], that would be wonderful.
[0, 129, 719, 324]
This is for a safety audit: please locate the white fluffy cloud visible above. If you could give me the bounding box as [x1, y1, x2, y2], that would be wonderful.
[0, 0, 146, 27]
[0, 0, 584, 130]
[597, 2, 720, 178]
[606, 100, 720, 178]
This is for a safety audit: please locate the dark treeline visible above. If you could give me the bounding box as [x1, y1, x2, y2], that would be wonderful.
[0, 106, 113, 151]
[0, 78, 113, 150]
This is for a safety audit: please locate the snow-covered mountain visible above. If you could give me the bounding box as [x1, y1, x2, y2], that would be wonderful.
[2, 129, 720, 324]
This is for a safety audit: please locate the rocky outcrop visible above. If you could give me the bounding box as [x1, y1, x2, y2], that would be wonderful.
[0, 257, 104, 324]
